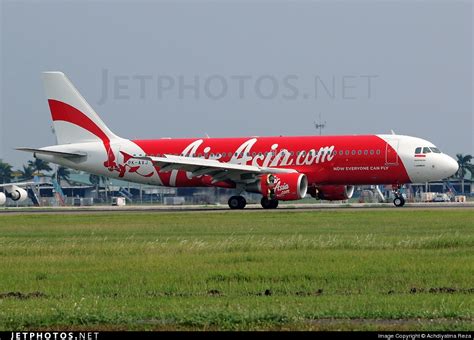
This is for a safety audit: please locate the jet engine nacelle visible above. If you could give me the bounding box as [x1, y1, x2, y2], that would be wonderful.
[247, 173, 308, 201]
[0, 192, 6, 205]
[312, 185, 355, 201]
[6, 186, 28, 202]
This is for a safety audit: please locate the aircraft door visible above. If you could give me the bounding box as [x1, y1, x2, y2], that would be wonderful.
[385, 138, 399, 165]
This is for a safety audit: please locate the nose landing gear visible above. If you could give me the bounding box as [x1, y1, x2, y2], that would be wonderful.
[393, 195, 405, 207]
[392, 185, 406, 207]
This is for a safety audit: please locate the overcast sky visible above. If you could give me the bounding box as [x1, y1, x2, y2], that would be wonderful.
[1, 0, 472, 168]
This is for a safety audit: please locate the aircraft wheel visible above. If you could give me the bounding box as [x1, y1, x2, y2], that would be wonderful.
[270, 199, 279, 209]
[261, 197, 271, 209]
[229, 196, 246, 209]
[393, 196, 405, 207]
[261, 197, 279, 209]
[237, 196, 247, 209]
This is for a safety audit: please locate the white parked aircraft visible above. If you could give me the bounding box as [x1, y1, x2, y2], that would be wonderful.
[0, 182, 32, 205]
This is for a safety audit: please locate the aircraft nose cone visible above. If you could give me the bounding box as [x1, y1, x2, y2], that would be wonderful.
[445, 155, 459, 177]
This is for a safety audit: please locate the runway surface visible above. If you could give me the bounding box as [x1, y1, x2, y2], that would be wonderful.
[0, 202, 473, 215]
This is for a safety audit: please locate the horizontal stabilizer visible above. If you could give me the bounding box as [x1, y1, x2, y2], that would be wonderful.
[16, 147, 87, 159]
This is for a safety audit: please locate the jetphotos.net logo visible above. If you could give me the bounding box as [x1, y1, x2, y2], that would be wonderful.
[9, 332, 99, 340]
[96, 69, 379, 104]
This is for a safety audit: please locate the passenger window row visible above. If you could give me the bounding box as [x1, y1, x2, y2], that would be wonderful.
[338, 150, 381, 156]
[134, 149, 383, 158]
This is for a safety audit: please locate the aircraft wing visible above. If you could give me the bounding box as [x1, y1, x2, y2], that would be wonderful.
[0, 182, 36, 188]
[134, 154, 296, 183]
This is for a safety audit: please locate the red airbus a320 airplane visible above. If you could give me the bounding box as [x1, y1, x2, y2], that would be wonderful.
[16, 72, 458, 209]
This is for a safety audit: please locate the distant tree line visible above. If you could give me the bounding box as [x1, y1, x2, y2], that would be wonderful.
[455, 154, 474, 194]
[0, 158, 71, 184]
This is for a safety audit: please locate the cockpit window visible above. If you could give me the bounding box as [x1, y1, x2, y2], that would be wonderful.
[430, 147, 441, 153]
[423, 147, 431, 154]
[415, 147, 422, 154]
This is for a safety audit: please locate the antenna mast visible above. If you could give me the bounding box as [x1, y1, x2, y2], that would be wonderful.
[314, 113, 326, 136]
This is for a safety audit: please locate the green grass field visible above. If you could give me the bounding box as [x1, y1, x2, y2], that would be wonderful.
[0, 209, 473, 331]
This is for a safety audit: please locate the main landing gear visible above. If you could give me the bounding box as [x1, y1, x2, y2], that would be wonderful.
[261, 197, 279, 209]
[392, 185, 405, 207]
[227, 196, 279, 209]
[228, 195, 247, 209]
